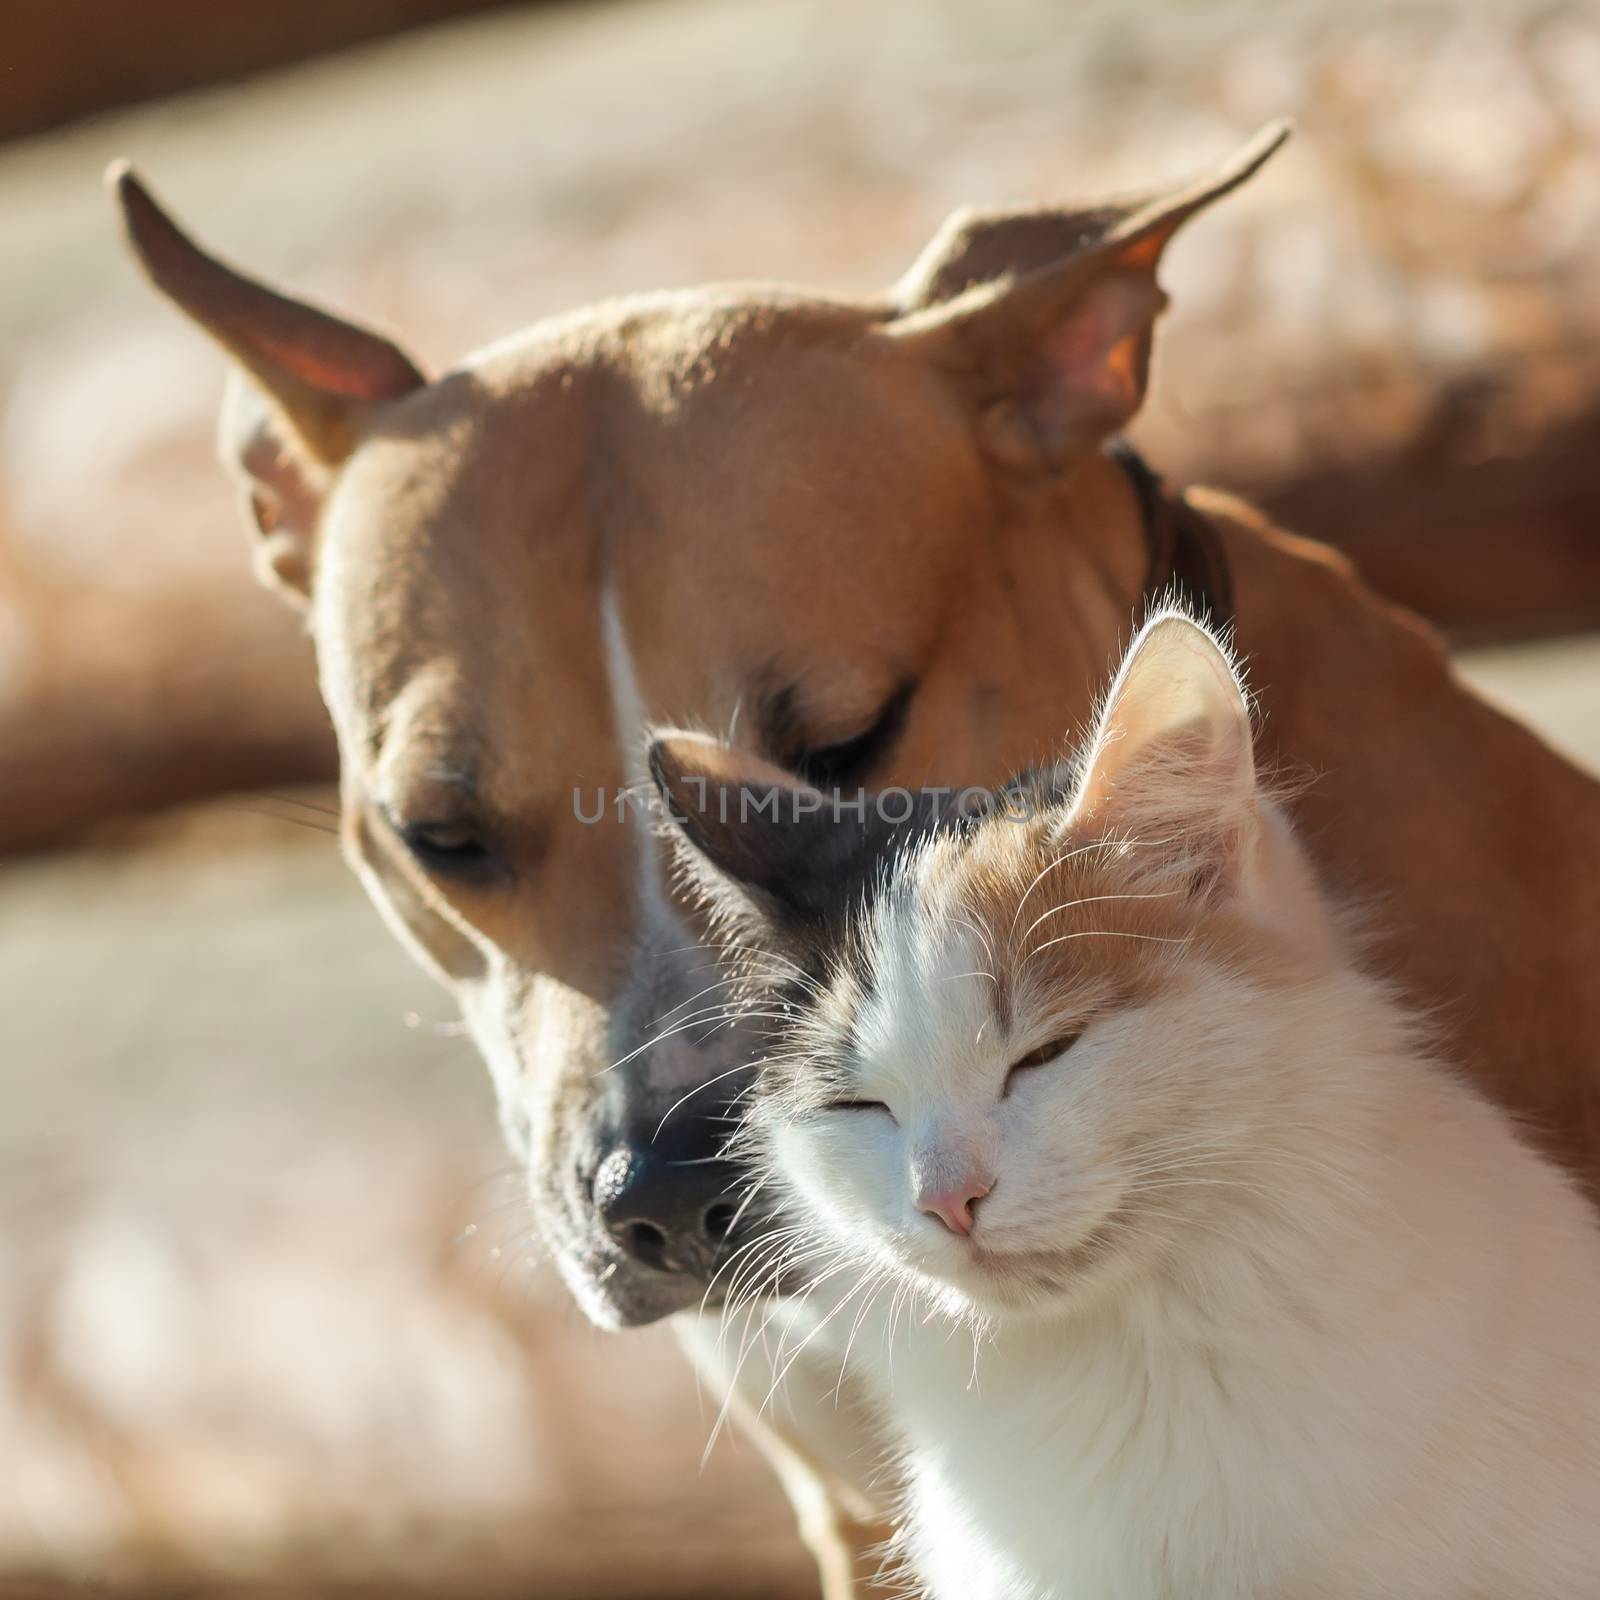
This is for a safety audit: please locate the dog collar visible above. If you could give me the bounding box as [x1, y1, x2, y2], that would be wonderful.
[1106, 438, 1235, 631]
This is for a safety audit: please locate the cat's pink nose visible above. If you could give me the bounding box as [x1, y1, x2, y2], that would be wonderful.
[917, 1176, 991, 1237]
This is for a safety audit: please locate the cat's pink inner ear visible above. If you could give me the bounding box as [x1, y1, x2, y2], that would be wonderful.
[1070, 617, 1254, 831]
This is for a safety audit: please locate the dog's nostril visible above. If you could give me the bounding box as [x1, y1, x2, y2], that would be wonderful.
[593, 1138, 743, 1277]
[624, 1220, 669, 1265]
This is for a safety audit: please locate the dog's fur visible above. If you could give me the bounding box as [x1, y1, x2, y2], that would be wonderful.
[112, 128, 1600, 1595]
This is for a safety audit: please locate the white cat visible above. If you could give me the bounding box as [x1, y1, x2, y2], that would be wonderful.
[649, 610, 1600, 1600]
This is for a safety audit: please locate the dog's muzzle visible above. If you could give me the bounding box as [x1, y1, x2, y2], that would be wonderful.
[591, 1117, 742, 1281]
[555, 1074, 768, 1329]
[542, 912, 786, 1327]
[548, 970, 776, 1327]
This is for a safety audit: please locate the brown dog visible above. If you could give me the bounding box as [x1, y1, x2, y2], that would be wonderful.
[113, 124, 1600, 1595]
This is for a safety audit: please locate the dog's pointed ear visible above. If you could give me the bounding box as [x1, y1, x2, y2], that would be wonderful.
[888, 123, 1288, 473]
[648, 732, 885, 941]
[108, 163, 427, 604]
[1065, 613, 1257, 898]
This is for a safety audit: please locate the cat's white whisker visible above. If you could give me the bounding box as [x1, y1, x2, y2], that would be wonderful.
[831, 1267, 894, 1407]
[592, 999, 759, 1078]
[1022, 926, 1193, 963]
[758, 1262, 882, 1425]
[1003, 836, 1123, 946]
[1015, 888, 1180, 948]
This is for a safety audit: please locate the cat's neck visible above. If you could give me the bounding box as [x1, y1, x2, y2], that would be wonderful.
[1189, 491, 1600, 1192]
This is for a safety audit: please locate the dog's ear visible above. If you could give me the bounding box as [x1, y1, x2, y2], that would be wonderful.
[888, 123, 1288, 474]
[108, 163, 426, 605]
[648, 732, 891, 946]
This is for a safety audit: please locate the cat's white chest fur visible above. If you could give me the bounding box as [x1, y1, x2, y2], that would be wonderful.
[838, 1294, 1283, 1599]
[872, 1302, 1316, 1600]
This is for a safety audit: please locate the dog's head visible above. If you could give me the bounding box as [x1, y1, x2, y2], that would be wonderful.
[110, 126, 1285, 1326]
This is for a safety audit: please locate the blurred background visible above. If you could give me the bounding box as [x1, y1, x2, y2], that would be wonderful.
[3, 0, 1598, 1595]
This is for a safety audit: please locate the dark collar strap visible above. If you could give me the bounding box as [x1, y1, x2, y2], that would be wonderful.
[1105, 438, 1234, 631]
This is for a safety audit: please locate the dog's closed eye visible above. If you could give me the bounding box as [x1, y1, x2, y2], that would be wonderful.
[394, 815, 505, 881]
[768, 681, 916, 790]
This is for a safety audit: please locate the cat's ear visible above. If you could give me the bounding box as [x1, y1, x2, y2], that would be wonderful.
[648, 732, 882, 941]
[1066, 613, 1257, 893]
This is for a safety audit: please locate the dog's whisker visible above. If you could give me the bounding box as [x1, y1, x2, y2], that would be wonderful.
[251, 789, 341, 818]
[224, 801, 341, 838]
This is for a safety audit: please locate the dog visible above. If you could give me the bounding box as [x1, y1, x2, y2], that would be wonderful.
[112, 123, 1600, 1595]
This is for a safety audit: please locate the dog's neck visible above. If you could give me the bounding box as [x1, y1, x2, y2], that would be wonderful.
[1006, 446, 1234, 645]
[1194, 494, 1600, 1187]
[1107, 440, 1234, 627]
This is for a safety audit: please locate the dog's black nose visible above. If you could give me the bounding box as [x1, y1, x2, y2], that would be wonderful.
[593, 1138, 740, 1278]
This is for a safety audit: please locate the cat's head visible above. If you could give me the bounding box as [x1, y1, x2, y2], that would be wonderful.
[649, 611, 1341, 1319]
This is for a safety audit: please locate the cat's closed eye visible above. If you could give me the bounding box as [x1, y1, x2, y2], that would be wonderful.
[1004, 1031, 1082, 1095]
[821, 1097, 893, 1116]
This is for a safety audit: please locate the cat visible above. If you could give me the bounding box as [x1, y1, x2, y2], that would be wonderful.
[648, 608, 1600, 1600]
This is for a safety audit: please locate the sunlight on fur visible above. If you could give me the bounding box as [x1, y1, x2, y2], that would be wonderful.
[655, 606, 1600, 1600]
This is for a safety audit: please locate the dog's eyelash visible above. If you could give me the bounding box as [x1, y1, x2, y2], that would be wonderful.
[785, 681, 916, 789]
[393, 815, 508, 882]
